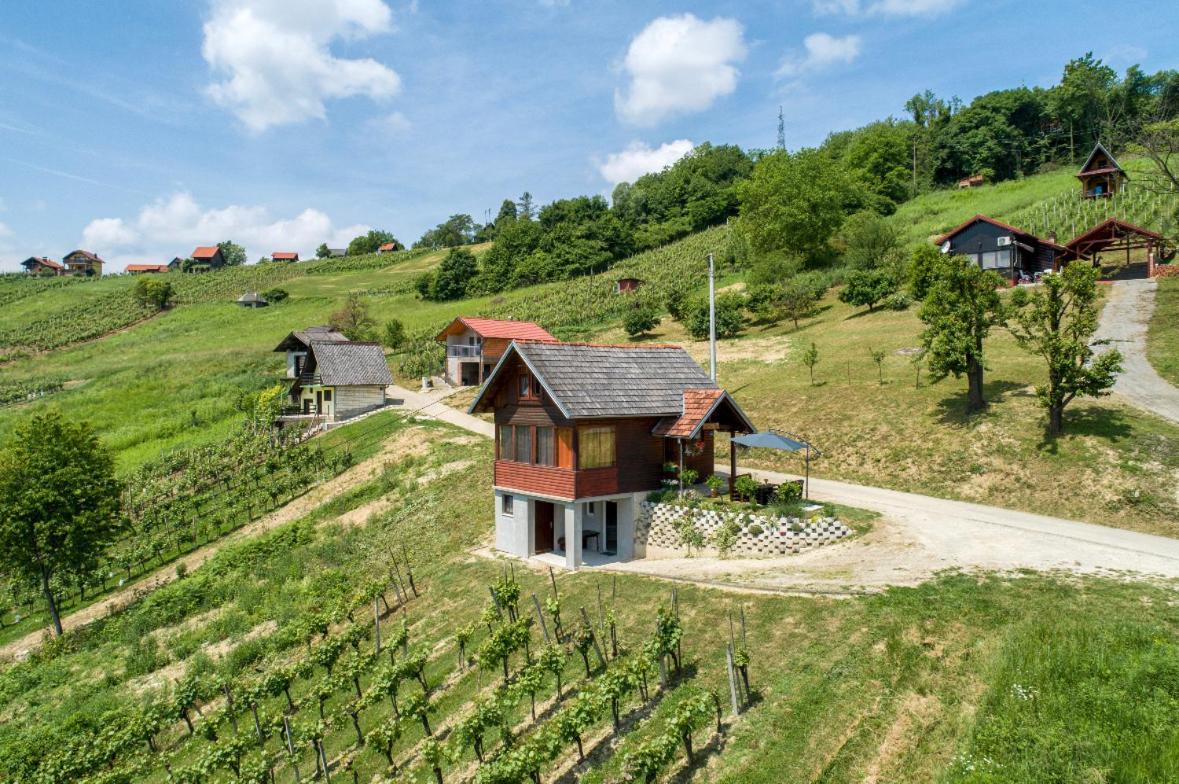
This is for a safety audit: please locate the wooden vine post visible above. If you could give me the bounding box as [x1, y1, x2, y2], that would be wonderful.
[531, 593, 551, 643]
[579, 606, 606, 668]
[725, 645, 741, 718]
[373, 598, 382, 654]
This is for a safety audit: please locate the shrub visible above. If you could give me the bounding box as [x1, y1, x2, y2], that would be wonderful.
[885, 291, 911, 310]
[712, 519, 741, 558]
[383, 318, 406, 350]
[678, 468, 699, 487]
[705, 474, 726, 496]
[664, 285, 691, 321]
[132, 277, 173, 310]
[839, 268, 897, 312]
[775, 481, 803, 503]
[262, 287, 288, 303]
[734, 474, 758, 502]
[623, 303, 660, 338]
[746, 523, 764, 536]
[686, 291, 745, 339]
[908, 243, 942, 299]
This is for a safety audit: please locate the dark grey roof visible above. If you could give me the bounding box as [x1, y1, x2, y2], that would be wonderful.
[238, 291, 267, 303]
[509, 342, 717, 418]
[274, 325, 348, 352]
[310, 341, 393, 386]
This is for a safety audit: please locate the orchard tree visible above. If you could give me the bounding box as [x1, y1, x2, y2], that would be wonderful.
[918, 254, 1005, 413]
[329, 292, 378, 341]
[1008, 262, 1123, 435]
[687, 292, 745, 340]
[315, 243, 331, 259]
[0, 411, 123, 636]
[623, 303, 660, 338]
[217, 240, 247, 267]
[431, 248, 478, 300]
[383, 318, 406, 351]
[839, 268, 896, 312]
[132, 277, 174, 310]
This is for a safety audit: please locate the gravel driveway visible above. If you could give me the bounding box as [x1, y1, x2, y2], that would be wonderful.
[1094, 278, 1179, 425]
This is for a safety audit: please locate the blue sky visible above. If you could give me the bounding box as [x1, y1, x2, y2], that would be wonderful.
[1, 0, 1176, 271]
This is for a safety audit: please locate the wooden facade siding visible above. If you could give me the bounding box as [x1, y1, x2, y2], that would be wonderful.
[334, 385, 386, 420]
[495, 461, 576, 499]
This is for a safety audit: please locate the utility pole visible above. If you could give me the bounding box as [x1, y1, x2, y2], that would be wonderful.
[708, 253, 717, 382]
[776, 106, 786, 151]
[912, 138, 918, 197]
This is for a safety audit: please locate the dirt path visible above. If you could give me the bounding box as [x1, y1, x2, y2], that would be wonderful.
[0, 427, 430, 661]
[1094, 278, 1179, 425]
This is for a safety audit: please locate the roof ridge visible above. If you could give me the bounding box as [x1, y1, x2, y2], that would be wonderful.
[516, 340, 685, 349]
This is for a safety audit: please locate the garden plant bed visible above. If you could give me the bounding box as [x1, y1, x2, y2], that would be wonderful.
[637, 500, 853, 558]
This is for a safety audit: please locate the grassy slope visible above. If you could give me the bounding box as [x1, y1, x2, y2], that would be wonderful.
[1148, 277, 1179, 388]
[593, 289, 1179, 538]
[1, 421, 1175, 783]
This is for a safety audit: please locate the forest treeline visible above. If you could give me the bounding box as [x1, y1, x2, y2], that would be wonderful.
[407, 53, 1179, 301]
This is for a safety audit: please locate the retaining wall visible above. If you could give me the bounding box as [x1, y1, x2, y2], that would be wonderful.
[636, 501, 852, 558]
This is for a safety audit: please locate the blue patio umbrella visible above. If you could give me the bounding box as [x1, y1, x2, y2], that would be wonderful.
[731, 431, 821, 499]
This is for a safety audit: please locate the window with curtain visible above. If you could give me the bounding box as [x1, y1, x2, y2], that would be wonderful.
[498, 425, 513, 460]
[578, 426, 615, 469]
[536, 426, 555, 466]
[514, 425, 532, 463]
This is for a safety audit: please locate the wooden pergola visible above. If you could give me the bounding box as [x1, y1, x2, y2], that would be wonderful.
[1060, 218, 1166, 275]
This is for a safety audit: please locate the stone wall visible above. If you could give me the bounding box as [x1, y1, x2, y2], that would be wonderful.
[636, 501, 852, 558]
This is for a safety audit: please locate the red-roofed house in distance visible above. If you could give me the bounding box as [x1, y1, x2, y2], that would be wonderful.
[189, 245, 226, 272]
[468, 341, 755, 568]
[377, 242, 403, 253]
[435, 316, 557, 386]
[20, 257, 64, 275]
[125, 263, 170, 274]
[272, 251, 299, 262]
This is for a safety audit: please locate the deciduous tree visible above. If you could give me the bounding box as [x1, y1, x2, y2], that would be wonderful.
[217, 240, 247, 267]
[918, 254, 1005, 413]
[0, 411, 123, 635]
[1007, 263, 1123, 435]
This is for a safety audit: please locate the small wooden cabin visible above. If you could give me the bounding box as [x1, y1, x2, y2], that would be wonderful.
[271, 251, 299, 262]
[935, 214, 1067, 283]
[62, 250, 104, 277]
[273, 327, 391, 423]
[615, 277, 643, 293]
[377, 242, 403, 254]
[957, 174, 985, 189]
[125, 263, 170, 274]
[469, 341, 755, 568]
[190, 246, 226, 272]
[1077, 142, 1127, 199]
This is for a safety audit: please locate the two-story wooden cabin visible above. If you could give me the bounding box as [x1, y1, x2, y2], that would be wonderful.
[435, 317, 557, 386]
[469, 341, 755, 569]
[274, 326, 392, 423]
[1077, 142, 1127, 199]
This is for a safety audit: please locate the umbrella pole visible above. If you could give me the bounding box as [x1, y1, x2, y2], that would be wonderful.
[729, 439, 737, 501]
[805, 444, 810, 501]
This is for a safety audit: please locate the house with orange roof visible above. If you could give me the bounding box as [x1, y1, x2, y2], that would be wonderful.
[271, 251, 299, 262]
[62, 250, 104, 277]
[435, 316, 557, 386]
[20, 256, 64, 275]
[125, 263, 169, 274]
[468, 341, 754, 568]
[189, 245, 226, 272]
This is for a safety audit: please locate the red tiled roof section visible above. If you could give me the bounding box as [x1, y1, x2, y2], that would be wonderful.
[652, 388, 724, 438]
[272, 251, 298, 260]
[378, 242, 397, 251]
[460, 317, 556, 341]
[192, 246, 220, 259]
[125, 264, 169, 272]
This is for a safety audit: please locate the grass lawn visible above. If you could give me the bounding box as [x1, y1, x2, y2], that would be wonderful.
[1148, 276, 1179, 388]
[2, 420, 1176, 784]
[593, 288, 1179, 538]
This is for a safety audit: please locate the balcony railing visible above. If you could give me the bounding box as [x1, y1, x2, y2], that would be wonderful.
[447, 345, 482, 358]
[297, 372, 322, 385]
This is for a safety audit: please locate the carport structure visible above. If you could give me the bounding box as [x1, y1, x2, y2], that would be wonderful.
[1061, 217, 1167, 277]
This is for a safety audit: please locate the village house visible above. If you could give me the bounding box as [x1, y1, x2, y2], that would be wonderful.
[189, 246, 226, 272]
[469, 341, 755, 569]
[327, 248, 346, 258]
[20, 256, 63, 275]
[377, 242, 402, 253]
[957, 174, 985, 189]
[614, 277, 643, 294]
[271, 251, 299, 262]
[273, 326, 392, 423]
[435, 317, 557, 386]
[1077, 142, 1127, 198]
[168, 257, 184, 272]
[935, 214, 1069, 283]
[62, 250, 104, 277]
[125, 263, 169, 274]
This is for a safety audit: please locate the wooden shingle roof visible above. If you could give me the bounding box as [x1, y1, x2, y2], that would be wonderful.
[310, 341, 392, 386]
[273, 325, 348, 352]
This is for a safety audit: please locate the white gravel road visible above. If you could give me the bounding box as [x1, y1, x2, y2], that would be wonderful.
[1094, 278, 1179, 425]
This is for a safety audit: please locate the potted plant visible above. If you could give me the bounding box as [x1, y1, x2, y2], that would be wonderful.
[705, 474, 725, 498]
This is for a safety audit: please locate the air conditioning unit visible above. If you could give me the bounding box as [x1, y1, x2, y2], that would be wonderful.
[996, 236, 1013, 247]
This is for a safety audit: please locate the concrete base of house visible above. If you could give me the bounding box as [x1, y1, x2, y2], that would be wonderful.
[493, 488, 646, 570]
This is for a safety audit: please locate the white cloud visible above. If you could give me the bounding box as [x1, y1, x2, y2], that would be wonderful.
[0, 221, 12, 238]
[777, 33, 861, 78]
[82, 218, 137, 248]
[80, 192, 368, 267]
[598, 140, 695, 186]
[813, 0, 963, 16]
[202, 0, 402, 132]
[614, 14, 746, 126]
[368, 110, 412, 135]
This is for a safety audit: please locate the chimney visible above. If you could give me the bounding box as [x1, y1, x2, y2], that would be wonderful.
[1046, 231, 1057, 244]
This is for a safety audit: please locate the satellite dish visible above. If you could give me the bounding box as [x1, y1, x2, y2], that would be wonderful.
[940, 241, 951, 254]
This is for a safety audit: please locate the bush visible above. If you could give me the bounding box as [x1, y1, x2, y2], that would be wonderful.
[885, 291, 911, 310]
[839, 268, 897, 312]
[734, 474, 758, 502]
[712, 519, 741, 558]
[686, 291, 745, 339]
[664, 286, 691, 321]
[262, 287, 288, 303]
[746, 523, 764, 536]
[132, 277, 173, 310]
[383, 318, 406, 350]
[908, 243, 942, 300]
[623, 303, 660, 338]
